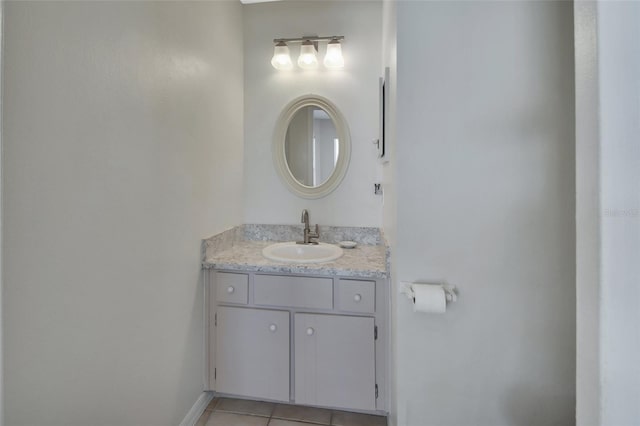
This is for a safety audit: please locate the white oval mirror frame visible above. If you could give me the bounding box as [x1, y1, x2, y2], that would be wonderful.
[273, 95, 351, 199]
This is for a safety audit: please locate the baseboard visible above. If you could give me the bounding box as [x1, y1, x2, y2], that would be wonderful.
[179, 391, 214, 426]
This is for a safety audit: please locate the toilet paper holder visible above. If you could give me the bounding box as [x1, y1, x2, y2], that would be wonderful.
[399, 281, 458, 303]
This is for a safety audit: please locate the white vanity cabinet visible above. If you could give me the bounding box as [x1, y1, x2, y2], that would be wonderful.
[215, 306, 290, 402]
[206, 270, 389, 414]
[294, 313, 376, 410]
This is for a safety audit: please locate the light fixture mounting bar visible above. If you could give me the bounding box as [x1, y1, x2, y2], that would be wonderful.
[273, 36, 344, 44]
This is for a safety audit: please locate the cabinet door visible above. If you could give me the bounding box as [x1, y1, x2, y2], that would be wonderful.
[294, 313, 376, 411]
[216, 307, 290, 402]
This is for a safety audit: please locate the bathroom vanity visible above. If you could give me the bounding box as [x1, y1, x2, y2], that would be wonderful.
[202, 225, 389, 415]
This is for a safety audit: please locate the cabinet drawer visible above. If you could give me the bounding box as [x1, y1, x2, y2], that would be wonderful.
[216, 272, 248, 304]
[338, 279, 375, 313]
[254, 275, 333, 309]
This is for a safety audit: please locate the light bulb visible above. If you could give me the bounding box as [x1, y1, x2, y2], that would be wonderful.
[297, 40, 318, 69]
[271, 41, 293, 70]
[323, 39, 344, 69]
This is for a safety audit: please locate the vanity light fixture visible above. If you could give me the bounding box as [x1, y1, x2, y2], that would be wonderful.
[297, 40, 319, 69]
[271, 36, 345, 70]
[323, 38, 344, 69]
[271, 41, 293, 70]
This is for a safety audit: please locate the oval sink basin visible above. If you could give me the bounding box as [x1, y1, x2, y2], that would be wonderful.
[262, 242, 344, 264]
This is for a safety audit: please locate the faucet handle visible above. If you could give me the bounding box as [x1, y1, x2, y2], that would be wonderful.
[308, 224, 320, 244]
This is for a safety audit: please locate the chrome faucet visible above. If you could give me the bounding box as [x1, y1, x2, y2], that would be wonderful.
[298, 209, 319, 245]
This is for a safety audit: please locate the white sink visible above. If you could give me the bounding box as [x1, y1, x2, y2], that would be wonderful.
[262, 242, 344, 264]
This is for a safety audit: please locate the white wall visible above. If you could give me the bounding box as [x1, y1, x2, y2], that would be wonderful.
[576, 1, 640, 424]
[0, 2, 4, 423]
[243, 0, 382, 227]
[394, 2, 575, 425]
[598, 3, 640, 422]
[574, 2, 601, 423]
[2, 2, 243, 425]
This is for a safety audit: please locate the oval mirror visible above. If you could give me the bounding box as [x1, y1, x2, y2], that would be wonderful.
[273, 95, 351, 199]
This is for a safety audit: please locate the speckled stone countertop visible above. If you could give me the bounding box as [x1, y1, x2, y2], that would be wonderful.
[202, 225, 389, 279]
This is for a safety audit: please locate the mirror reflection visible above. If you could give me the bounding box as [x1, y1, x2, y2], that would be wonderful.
[285, 106, 339, 187]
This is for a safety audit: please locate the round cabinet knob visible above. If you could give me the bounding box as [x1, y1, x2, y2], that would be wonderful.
[306, 327, 315, 336]
[269, 324, 277, 332]
[226, 286, 235, 294]
[353, 294, 362, 302]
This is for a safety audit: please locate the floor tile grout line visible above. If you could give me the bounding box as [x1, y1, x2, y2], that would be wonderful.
[215, 410, 272, 418]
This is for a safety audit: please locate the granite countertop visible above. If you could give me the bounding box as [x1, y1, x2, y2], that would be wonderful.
[202, 224, 389, 279]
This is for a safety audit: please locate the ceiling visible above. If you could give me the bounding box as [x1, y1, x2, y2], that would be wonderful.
[240, 0, 281, 4]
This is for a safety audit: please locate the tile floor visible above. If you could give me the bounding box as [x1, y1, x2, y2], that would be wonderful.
[196, 397, 387, 426]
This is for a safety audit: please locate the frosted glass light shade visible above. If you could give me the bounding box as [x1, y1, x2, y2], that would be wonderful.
[271, 42, 293, 70]
[323, 39, 344, 69]
[297, 41, 318, 69]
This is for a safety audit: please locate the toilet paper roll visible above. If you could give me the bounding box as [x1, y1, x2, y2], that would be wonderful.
[412, 284, 447, 313]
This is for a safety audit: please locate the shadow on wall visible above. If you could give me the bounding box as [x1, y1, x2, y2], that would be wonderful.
[503, 383, 575, 426]
[175, 270, 207, 424]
